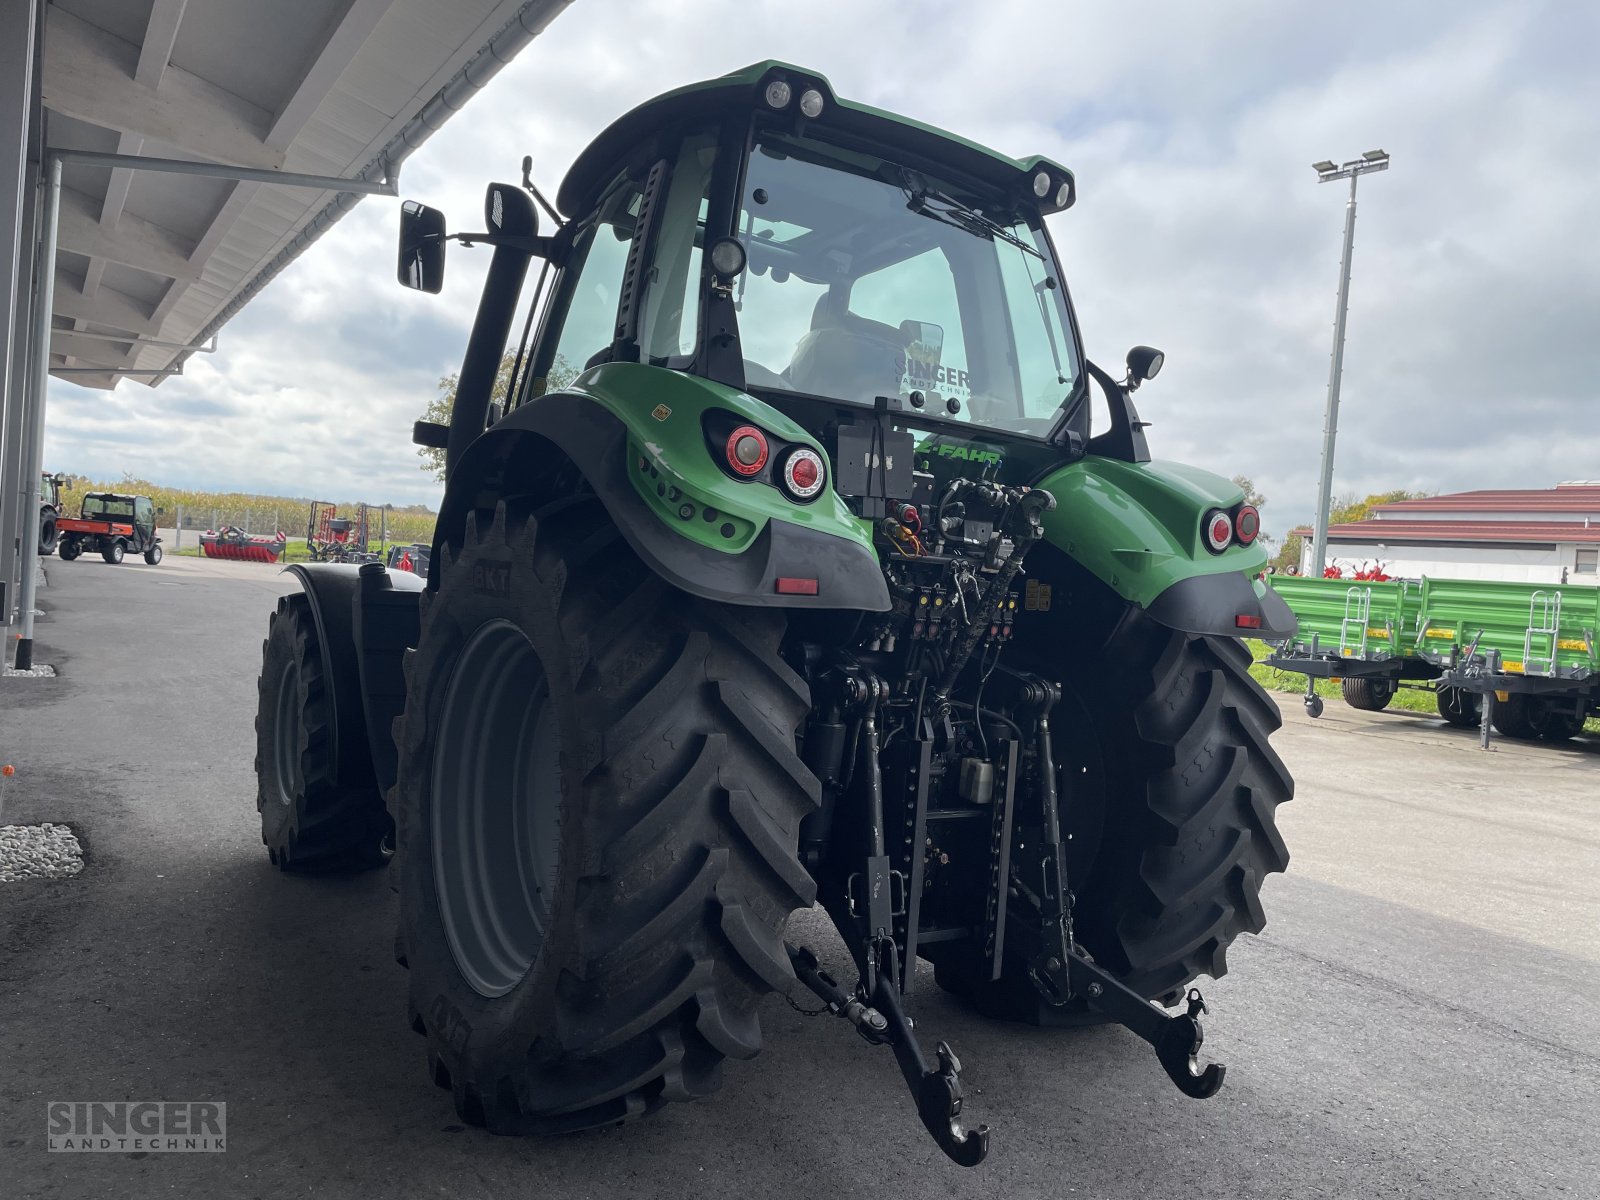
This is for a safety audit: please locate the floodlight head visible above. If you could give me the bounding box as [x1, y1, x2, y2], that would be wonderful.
[1362, 149, 1388, 161]
[1313, 159, 1337, 173]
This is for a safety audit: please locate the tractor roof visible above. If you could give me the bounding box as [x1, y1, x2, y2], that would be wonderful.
[557, 61, 1074, 218]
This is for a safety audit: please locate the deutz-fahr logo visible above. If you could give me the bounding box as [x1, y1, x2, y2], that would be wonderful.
[934, 444, 1002, 467]
[473, 559, 512, 597]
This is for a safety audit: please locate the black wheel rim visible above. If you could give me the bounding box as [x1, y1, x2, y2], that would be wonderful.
[431, 619, 563, 999]
[273, 661, 303, 807]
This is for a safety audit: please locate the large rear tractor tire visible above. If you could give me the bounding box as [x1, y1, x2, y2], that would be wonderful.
[938, 599, 1293, 1020]
[254, 592, 391, 871]
[1435, 686, 1481, 728]
[39, 513, 58, 555]
[395, 501, 819, 1134]
[1341, 676, 1395, 711]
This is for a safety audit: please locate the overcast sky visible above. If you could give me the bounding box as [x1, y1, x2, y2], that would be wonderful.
[41, 0, 1600, 538]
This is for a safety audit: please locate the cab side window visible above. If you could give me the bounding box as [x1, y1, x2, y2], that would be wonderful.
[537, 178, 642, 394]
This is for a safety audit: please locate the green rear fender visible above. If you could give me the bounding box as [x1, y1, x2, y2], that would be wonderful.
[437, 362, 889, 611]
[1035, 457, 1293, 638]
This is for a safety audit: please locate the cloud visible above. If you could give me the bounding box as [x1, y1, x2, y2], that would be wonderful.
[41, 0, 1600, 530]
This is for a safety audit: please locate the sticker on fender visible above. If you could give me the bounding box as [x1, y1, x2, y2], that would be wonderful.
[1025, 579, 1051, 611]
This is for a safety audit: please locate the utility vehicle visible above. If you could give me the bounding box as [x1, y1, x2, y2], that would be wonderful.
[252, 63, 1295, 1164]
[56, 492, 162, 565]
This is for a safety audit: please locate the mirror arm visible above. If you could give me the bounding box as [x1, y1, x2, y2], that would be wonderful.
[454, 231, 561, 259]
[1082, 358, 1152, 465]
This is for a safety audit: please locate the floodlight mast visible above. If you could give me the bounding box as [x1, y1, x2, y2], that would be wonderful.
[1308, 150, 1389, 575]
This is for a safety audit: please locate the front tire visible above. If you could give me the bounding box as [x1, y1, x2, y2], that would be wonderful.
[1341, 676, 1394, 711]
[144, 544, 163, 566]
[102, 539, 125, 564]
[254, 593, 391, 870]
[395, 501, 819, 1134]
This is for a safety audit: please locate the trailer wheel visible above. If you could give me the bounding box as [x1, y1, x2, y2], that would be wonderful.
[254, 592, 391, 871]
[102, 539, 125, 564]
[395, 501, 818, 1134]
[144, 544, 163, 566]
[936, 597, 1292, 1019]
[1304, 692, 1324, 719]
[1341, 677, 1394, 711]
[39, 513, 58, 555]
[1435, 686, 1481, 728]
[1527, 697, 1584, 742]
[58, 537, 81, 561]
[1491, 694, 1538, 740]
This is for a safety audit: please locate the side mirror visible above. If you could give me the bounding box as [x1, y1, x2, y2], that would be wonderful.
[1126, 345, 1164, 389]
[398, 200, 447, 293]
[55, 473, 71, 490]
[485, 181, 538, 239]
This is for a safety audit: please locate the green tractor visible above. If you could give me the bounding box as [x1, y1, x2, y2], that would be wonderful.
[253, 63, 1295, 1164]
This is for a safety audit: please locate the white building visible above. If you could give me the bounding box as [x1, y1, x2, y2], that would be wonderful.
[1296, 482, 1600, 583]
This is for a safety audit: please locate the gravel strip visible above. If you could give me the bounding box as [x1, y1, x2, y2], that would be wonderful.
[0, 823, 85, 882]
[3, 663, 57, 677]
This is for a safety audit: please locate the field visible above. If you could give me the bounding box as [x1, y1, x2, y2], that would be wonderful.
[65, 478, 438, 544]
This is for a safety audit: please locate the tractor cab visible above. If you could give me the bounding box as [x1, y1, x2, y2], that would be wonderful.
[400, 62, 1158, 487]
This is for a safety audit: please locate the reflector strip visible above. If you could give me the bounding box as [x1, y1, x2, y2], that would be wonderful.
[1235, 614, 1262, 629]
[775, 577, 819, 595]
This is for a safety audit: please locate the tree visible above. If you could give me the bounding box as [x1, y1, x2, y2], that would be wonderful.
[1271, 532, 1302, 573]
[1269, 490, 1430, 575]
[1329, 489, 1428, 526]
[1231, 475, 1266, 510]
[418, 352, 578, 481]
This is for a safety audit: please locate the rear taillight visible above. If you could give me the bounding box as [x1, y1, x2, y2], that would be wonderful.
[779, 447, 825, 502]
[1203, 509, 1232, 554]
[726, 426, 768, 477]
[1235, 505, 1260, 545]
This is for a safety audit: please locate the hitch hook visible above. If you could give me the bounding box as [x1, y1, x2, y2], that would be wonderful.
[787, 942, 991, 1166]
[1153, 988, 1226, 1099]
[915, 1040, 990, 1167]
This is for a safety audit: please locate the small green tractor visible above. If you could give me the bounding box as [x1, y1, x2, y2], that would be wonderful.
[253, 63, 1295, 1164]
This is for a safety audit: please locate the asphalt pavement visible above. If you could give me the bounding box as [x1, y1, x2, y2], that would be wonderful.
[2, 553, 1597, 1199]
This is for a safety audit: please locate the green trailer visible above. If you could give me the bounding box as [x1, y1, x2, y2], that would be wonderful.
[1264, 575, 1439, 718]
[1268, 573, 1599, 743]
[1417, 578, 1599, 745]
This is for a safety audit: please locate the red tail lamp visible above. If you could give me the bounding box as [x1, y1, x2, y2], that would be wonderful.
[1202, 509, 1233, 554]
[780, 447, 826, 501]
[1235, 505, 1260, 545]
[726, 426, 768, 477]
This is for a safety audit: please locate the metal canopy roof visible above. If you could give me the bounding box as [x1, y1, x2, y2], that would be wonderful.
[40, 0, 572, 390]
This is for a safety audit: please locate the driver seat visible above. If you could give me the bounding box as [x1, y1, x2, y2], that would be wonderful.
[786, 293, 909, 401]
